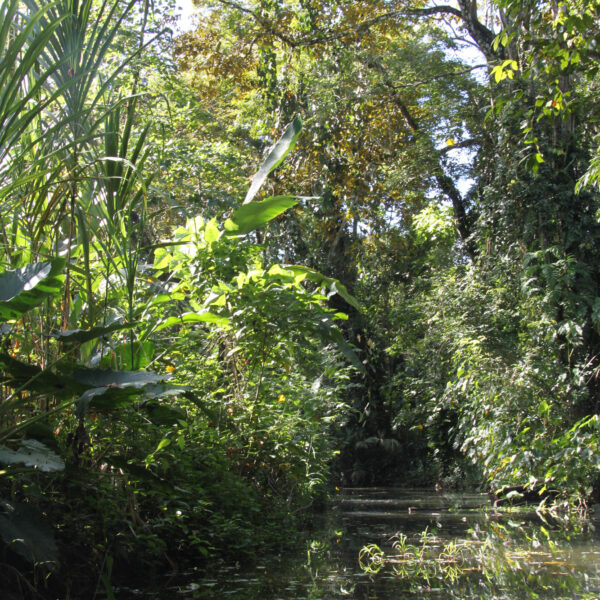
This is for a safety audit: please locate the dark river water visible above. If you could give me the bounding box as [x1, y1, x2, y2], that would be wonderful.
[120, 488, 600, 599]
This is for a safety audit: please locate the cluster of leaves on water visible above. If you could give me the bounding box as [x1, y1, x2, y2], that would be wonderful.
[359, 520, 600, 599]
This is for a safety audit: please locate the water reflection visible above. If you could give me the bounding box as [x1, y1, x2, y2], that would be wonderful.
[147, 488, 600, 599]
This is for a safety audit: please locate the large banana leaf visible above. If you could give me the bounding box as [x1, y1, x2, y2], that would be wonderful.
[70, 367, 169, 388]
[75, 383, 190, 418]
[71, 368, 183, 417]
[0, 259, 65, 322]
[0, 352, 86, 399]
[75, 385, 144, 417]
[0, 354, 184, 419]
[0, 439, 64, 472]
[243, 116, 302, 204]
[51, 320, 134, 343]
[99, 340, 155, 369]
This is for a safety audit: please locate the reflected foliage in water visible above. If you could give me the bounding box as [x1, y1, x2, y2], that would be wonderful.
[121, 488, 600, 599]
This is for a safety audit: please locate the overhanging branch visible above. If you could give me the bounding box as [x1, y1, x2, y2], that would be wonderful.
[363, 55, 477, 260]
[210, 0, 499, 60]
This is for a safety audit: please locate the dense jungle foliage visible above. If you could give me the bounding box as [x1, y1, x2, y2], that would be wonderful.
[1, 0, 600, 596]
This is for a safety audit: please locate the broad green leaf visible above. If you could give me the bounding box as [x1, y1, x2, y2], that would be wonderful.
[75, 385, 143, 417]
[149, 293, 186, 306]
[155, 311, 229, 331]
[142, 383, 190, 400]
[100, 341, 155, 369]
[267, 264, 291, 277]
[235, 272, 248, 288]
[0, 353, 87, 399]
[156, 437, 171, 452]
[333, 312, 349, 320]
[491, 65, 505, 83]
[51, 320, 134, 343]
[0, 358, 173, 414]
[211, 294, 227, 307]
[154, 249, 174, 270]
[204, 219, 220, 243]
[224, 196, 298, 236]
[266, 264, 297, 283]
[0, 440, 64, 472]
[70, 368, 170, 388]
[0, 259, 65, 321]
[75, 381, 188, 418]
[243, 115, 302, 204]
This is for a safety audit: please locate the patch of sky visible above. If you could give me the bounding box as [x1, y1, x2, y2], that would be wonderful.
[176, 0, 197, 32]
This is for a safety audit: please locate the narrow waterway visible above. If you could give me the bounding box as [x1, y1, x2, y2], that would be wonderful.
[122, 488, 600, 599]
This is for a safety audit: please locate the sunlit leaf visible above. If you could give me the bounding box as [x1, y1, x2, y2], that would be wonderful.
[156, 437, 171, 452]
[204, 219, 221, 243]
[243, 115, 302, 204]
[224, 196, 298, 236]
[155, 312, 229, 330]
